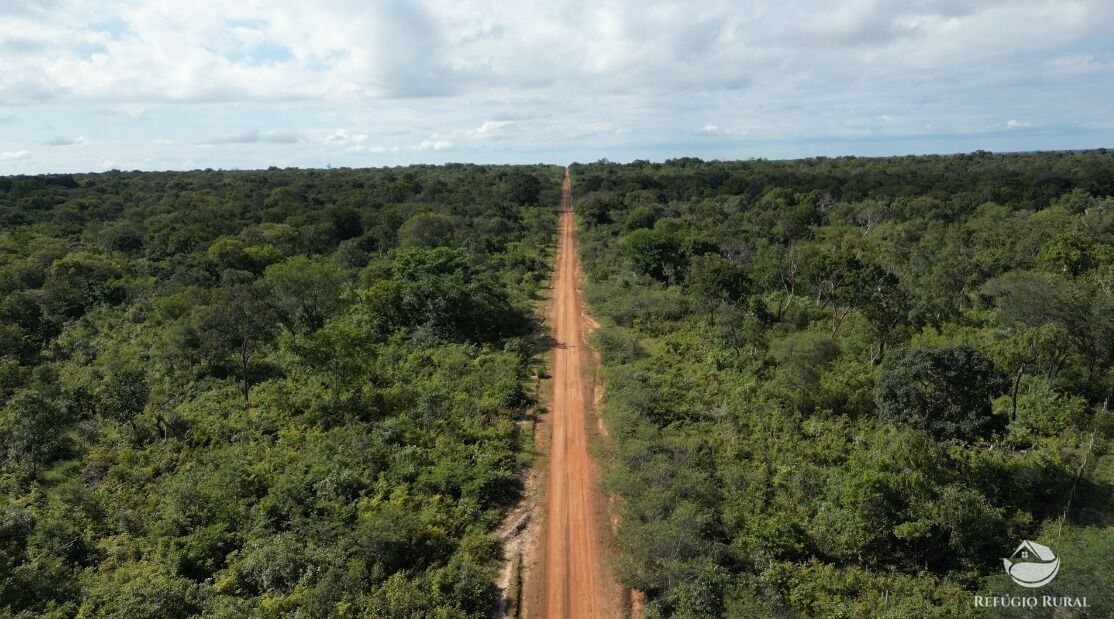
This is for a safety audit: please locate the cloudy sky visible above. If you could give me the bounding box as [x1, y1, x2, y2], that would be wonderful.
[1, 0, 1111, 173]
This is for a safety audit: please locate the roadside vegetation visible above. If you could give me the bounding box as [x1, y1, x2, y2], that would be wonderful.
[574, 151, 1114, 617]
[0, 165, 559, 617]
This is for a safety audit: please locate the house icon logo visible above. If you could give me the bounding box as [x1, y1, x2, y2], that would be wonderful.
[1003, 540, 1060, 588]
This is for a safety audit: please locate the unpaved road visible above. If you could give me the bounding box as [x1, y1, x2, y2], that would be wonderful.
[539, 168, 621, 618]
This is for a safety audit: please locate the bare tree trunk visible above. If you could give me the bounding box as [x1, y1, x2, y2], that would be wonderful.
[241, 337, 250, 403]
[1011, 362, 1026, 420]
[776, 244, 798, 321]
[871, 337, 887, 365]
[831, 306, 853, 337]
[1058, 397, 1107, 540]
[333, 353, 341, 403]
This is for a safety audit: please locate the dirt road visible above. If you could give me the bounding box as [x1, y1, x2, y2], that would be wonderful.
[539, 168, 621, 618]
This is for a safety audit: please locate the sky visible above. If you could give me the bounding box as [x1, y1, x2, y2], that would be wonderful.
[0, 0, 1112, 174]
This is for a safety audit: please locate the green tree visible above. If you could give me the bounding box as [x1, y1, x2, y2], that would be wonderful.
[94, 363, 149, 431]
[624, 228, 685, 283]
[77, 562, 204, 619]
[686, 254, 751, 313]
[771, 331, 840, 398]
[367, 247, 524, 342]
[263, 256, 347, 337]
[199, 270, 277, 402]
[502, 171, 542, 206]
[810, 250, 903, 339]
[398, 213, 458, 248]
[43, 251, 124, 318]
[206, 237, 253, 272]
[1, 389, 66, 474]
[875, 345, 1009, 441]
[325, 203, 364, 241]
[1039, 233, 1095, 275]
[576, 195, 612, 226]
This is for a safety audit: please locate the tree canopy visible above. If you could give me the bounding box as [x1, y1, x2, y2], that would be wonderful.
[573, 151, 1114, 617]
[0, 164, 560, 617]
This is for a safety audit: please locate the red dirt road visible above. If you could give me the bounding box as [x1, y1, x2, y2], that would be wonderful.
[540, 169, 621, 618]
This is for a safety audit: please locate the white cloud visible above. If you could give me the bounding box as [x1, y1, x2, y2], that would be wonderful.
[699, 124, 746, 137]
[1, 150, 31, 160]
[324, 128, 389, 152]
[415, 139, 453, 151]
[201, 129, 304, 145]
[325, 129, 366, 145]
[0, 0, 1112, 170]
[100, 104, 150, 120]
[401, 120, 513, 154]
[45, 136, 88, 146]
[467, 120, 514, 139]
[1, 0, 1102, 106]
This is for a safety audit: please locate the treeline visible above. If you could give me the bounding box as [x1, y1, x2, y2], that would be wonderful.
[0, 165, 559, 617]
[574, 151, 1114, 617]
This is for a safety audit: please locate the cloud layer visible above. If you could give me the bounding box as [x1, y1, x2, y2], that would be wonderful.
[1, 0, 1111, 172]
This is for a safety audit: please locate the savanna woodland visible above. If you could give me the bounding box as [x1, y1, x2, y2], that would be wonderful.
[1, 150, 1113, 618]
[575, 151, 1114, 618]
[0, 166, 559, 618]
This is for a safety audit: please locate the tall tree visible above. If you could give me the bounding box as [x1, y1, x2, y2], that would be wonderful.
[200, 270, 276, 403]
[263, 256, 347, 338]
[1, 389, 65, 474]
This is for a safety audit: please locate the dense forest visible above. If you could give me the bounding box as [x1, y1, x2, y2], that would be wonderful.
[0, 165, 560, 617]
[573, 151, 1114, 617]
[3, 151, 1113, 618]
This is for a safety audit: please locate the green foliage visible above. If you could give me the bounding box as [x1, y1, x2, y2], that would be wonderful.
[2, 389, 67, 474]
[43, 251, 124, 318]
[875, 345, 1009, 442]
[686, 254, 751, 310]
[574, 152, 1114, 617]
[199, 270, 278, 402]
[3, 154, 1112, 616]
[93, 363, 149, 427]
[360, 247, 525, 342]
[397, 213, 458, 248]
[624, 228, 685, 282]
[1039, 233, 1096, 275]
[76, 562, 205, 619]
[0, 164, 557, 616]
[263, 256, 347, 335]
[501, 170, 542, 206]
[576, 194, 613, 226]
[771, 331, 840, 398]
